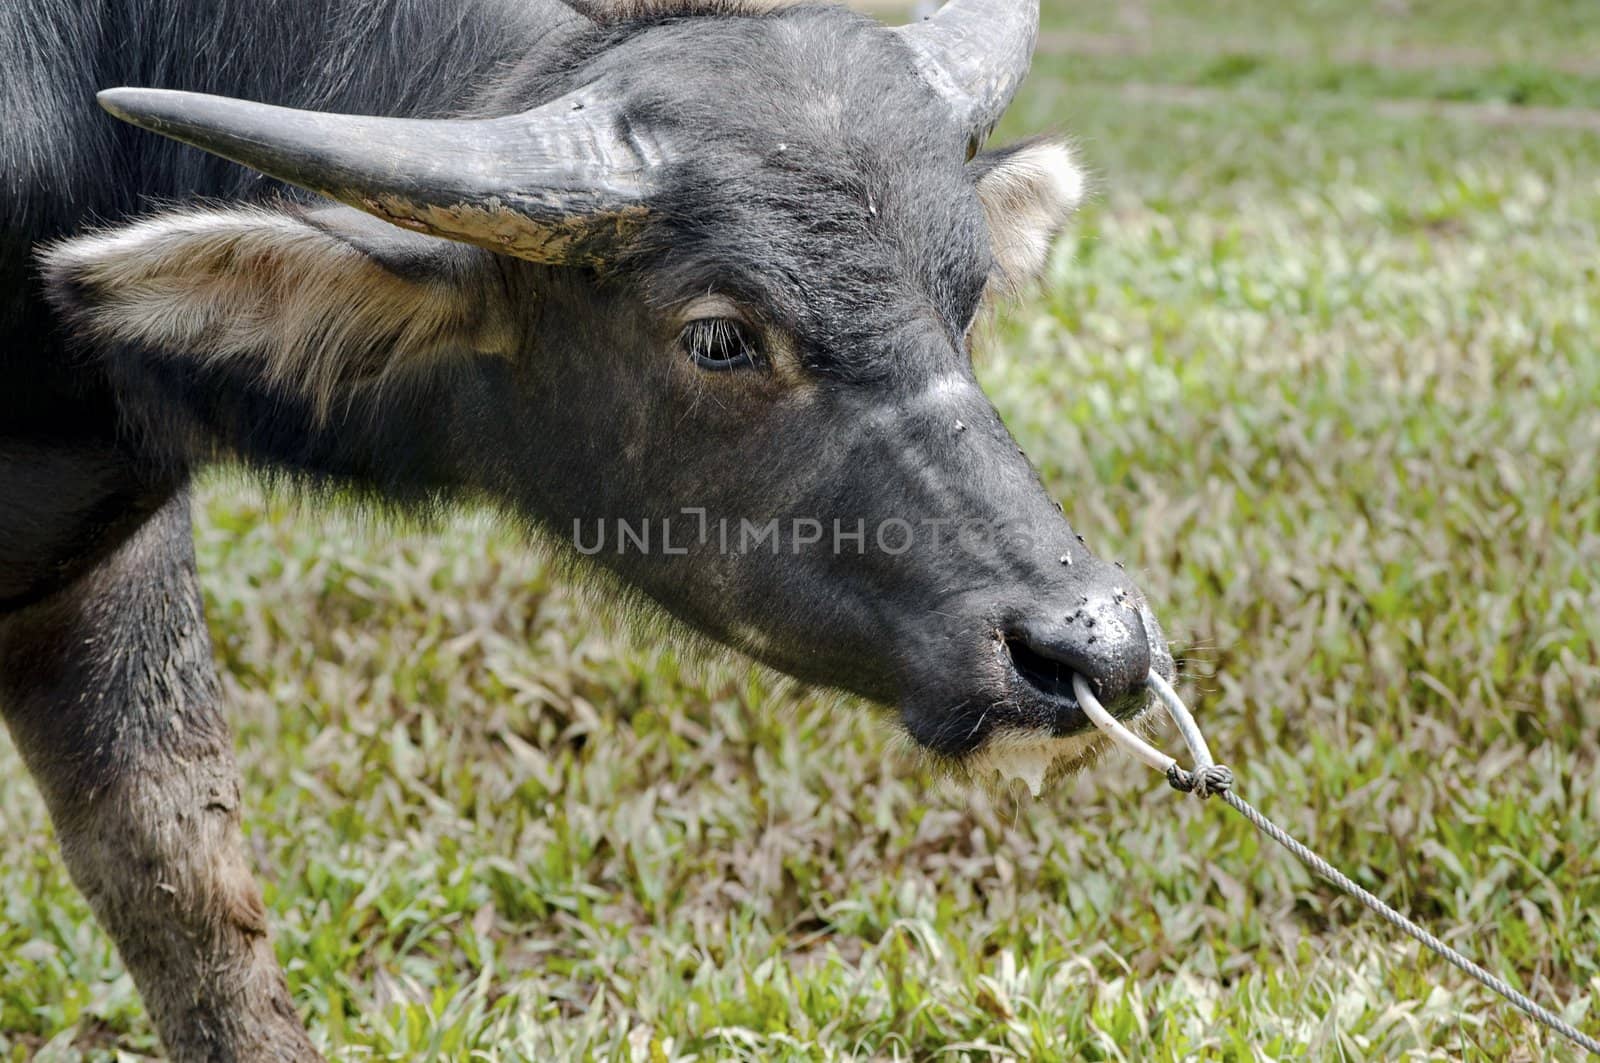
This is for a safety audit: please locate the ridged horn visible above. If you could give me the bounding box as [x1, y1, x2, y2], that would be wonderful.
[97, 86, 665, 264]
[893, 0, 1039, 150]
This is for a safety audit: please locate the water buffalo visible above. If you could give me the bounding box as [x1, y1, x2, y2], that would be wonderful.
[1, 0, 1174, 1054]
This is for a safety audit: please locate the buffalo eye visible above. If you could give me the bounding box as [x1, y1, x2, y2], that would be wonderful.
[679, 317, 763, 372]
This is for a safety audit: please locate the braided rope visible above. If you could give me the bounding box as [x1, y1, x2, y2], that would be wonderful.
[1074, 672, 1600, 1057]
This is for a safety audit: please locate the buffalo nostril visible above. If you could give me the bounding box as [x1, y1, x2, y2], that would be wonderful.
[1006, 594, 1152, 710]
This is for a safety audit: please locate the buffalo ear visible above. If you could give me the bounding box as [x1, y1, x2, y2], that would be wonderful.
[40, 203, 515, 417]
[971, 138, 1086, 296]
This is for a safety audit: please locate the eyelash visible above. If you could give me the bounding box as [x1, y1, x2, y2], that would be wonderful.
[678, 317, 764, 372]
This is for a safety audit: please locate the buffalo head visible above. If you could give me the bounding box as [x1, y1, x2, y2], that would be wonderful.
[43, 0, 1174, 791]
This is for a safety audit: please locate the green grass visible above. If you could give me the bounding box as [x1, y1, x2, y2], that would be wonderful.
[1036, 0, 1600, 65]
[1030, 49, 1600, 111]
[5, 0, 1600, 1059]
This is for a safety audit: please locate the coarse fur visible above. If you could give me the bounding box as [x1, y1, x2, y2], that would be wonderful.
[2, 0, 1162, 1055]
[42, 205, 516, 418]
[973, 138, 1088, 296]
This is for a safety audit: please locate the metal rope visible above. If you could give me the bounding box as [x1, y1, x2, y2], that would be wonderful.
[1210, 785, 1600, 1055]
[1073, 672, 1600, 1057]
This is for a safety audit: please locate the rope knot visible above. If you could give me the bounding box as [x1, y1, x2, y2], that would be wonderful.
[1075, 670, 1600, 1054]
[1166, 762, 1234, 798]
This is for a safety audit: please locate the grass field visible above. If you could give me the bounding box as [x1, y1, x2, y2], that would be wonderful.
[4, 0, 1599, 1059]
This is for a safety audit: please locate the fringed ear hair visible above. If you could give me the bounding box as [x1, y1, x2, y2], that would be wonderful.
[972, 139, 1085, 296]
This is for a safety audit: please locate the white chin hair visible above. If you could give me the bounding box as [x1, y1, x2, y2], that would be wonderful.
[967, 730, 1106, 797]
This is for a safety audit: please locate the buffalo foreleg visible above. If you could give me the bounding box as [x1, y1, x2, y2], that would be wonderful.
[0, 491, 321, 1062]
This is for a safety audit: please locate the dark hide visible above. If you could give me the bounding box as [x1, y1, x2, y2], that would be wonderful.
[2, 0, 1170, 1055]
[1, 0, 584, 604]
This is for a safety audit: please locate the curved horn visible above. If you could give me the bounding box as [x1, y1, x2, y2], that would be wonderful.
[893, 0, 1039, 150]
[97, 86, 664, 264]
